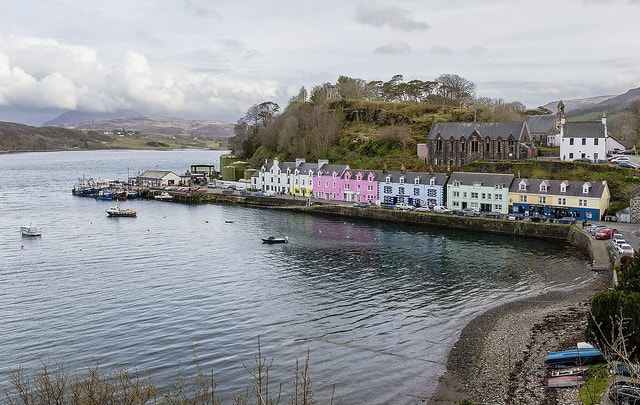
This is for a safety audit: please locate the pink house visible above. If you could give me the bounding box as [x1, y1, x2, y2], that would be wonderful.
[342, 169, 379, 204]
[313, 162, 349, 201]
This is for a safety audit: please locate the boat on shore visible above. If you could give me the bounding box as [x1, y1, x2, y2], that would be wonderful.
[262, 236, 288, 244]
[550, 366, 588, 378]
[547, 375, 585, 388]
[546, 348, 604, 365]
[154, 191, 174, 202]
[20, 223, 42, 236]
[105, 203, 137, 217]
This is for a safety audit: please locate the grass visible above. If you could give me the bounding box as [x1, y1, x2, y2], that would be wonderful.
[579, 364, 610, 405]
[101, 133, 224, 150]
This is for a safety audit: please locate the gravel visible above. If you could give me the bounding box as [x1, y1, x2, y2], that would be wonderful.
[428, 271, 610, 405]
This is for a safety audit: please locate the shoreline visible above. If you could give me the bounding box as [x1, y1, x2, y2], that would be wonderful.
[427, 271, 610, 404]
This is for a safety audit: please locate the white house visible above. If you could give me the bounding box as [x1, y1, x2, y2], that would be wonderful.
[255, 158, 297, 194]
[559, 117, 608, 162]
[136, 170, 181, 188]
[446, 172, 514, 214]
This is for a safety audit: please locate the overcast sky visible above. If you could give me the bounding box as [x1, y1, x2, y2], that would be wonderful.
[1, 0, 639, 125]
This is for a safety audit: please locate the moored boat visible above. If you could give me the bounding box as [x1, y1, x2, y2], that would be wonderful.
[20, 223, 42, 236]
[105, 203, 137, 217]
[262, 236, 288, 244]
[154, 191, 174, 202]
[546, 348, 604, 365]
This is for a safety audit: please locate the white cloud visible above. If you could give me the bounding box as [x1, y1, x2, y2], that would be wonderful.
[375, 41, 411, 55]
[354, 1, 429, 31]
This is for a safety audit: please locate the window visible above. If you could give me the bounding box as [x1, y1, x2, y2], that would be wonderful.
[413, 188, 420, 196]
[495, 204, 503, 211]
[538, 196, 546, 204]
[582, 138, 586, 145]
[325, 181, 329, 187]
[594, 138, 599, 145]
[558, 198, 566, 205]
[519, 195, 527, 202]
[398, 187, 405, 195]
[344, 183, 350, 190]
[579, 199, 588, 207]
[452, 201, 460, 207]
[471, 140, 479, 152]
[519, 183, 526, 191]
[383, 186, 392, 194]
[560, 182, 567, 193]
[495, 194, 503, 200]
[399, 177, 405, 184]
[570, 138, 574, 145]
[367, 185, 373, 191]
[429, 177, 436, 186]
[453, 191, 460, 197]
[487, 194, 491, 200]
[414, 178, 420, 185]
[540, 183, 547, 192]
[569, 153, 574, 159]
[481, 193, 486, 199]
[495, 184, 503, 190]
[463, 192, 467, 198]
[427, 189, 437, 197]
[385, 176, 391, 183]
[471, 192, 478, 199]
[470, 202, 479, 209]
[436, 139, 442, 152]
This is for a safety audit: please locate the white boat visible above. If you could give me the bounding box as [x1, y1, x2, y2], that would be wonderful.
[154, 191, 174, 202]
[20, 223, 42, 236]
[105, 203, 137, 217]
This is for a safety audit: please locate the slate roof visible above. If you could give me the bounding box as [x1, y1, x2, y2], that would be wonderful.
[296, 162, 317, 175]
[563, 122, 605, 138]
[318, 163, 349, 176]
[509, 178, 607, 198]
[138, 170, 176, 179]
[427, 122, 527, 141]
[525, 115, 558, 134]
[448, 172, 514, 186]
[379, 171, 448, 185]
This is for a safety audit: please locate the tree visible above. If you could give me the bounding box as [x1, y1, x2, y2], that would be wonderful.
[436, 74, 476, 106]
[628, 100, 640, 140]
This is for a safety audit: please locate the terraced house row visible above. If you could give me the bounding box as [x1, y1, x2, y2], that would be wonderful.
[251, 158, 611, 221]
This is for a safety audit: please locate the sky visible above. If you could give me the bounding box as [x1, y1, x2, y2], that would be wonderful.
[0, 0, 639, 126]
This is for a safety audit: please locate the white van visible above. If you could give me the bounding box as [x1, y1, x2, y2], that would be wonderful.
[432, 205, 452, 214]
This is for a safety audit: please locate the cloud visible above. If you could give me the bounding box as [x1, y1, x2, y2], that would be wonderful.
[354, 1, 428, 31]
[468, 45, 489, 58]
[374, 41, 411, 54]
[430, 45, 452, 55]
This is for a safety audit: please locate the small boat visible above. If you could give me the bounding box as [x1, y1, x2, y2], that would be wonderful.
[550, 366, 588, 378]
[154, 191, 174, 202]
[105, 203, 137, 217]
[225, 220, 235, 223]
[546, 348, 604, 365]
[547, 375, 585, 388]
[262, 236, 288, 244]
[20, 223, 42, 236]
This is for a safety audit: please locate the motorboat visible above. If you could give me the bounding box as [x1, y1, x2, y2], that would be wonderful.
[262, 236, 288, 244]
[105, 203, 137, 217]
[20, 223, 42, 236]
[154, 191, 174, 202]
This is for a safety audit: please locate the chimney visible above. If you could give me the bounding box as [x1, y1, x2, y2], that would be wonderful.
[602, 114, 608, 138]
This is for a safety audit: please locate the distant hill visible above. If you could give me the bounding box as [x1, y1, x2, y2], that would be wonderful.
[542, 86, 640, 116]
[43, 110, 235, 140]
[0, 121, 112, 152]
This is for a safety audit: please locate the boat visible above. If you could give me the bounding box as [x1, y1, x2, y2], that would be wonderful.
[225, 220, 235, 223]
[546, 348, 604, 365]
[20, 223, 42, 236]
[105, 203, 137, 217]
[550, 366, 588, 378]
[154, 191, 174, 202]
[547, 375, 585, 388]
[262, 236, 288, 244]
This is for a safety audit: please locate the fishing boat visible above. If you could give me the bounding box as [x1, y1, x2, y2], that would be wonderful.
[154, 191, 174, 202]
[262, 236, 288, 244]
[547, 375, 585, 388]
[20, 223, 42, 236]
[105, 203, 137, 217]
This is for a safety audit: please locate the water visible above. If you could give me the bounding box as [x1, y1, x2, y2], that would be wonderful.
[0, 150, 593, 404]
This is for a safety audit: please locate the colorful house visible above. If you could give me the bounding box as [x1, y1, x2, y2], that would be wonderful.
[289, 159, 316, 197]
[447, 172, 514, 214]
[509, 178, 610, 220]
[341, 168, 379, 204]
[313, 162, 350, 201]
[378, 171, 448, 208]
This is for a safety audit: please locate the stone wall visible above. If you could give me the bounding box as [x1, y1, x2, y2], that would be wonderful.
[630, 186, 640, 223]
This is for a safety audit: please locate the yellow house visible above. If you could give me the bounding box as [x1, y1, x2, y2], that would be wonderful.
[508, 178, 610, 221]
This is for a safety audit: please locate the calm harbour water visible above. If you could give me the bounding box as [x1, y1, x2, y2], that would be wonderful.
[0, 150, 594, 404]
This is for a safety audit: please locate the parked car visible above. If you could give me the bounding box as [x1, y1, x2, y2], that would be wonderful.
[610, 155, 630, 163]
[483, 211, 502, 218]
[530, 214, 547, 222]
[573, 158, 591, 163]
[353, 202, 369, 208]
[461, 208, 480, 216]
[415, 206, 431, 212]
[507, 213, 524, 221]
[609, 381, 640, 404]
[589, 225, 607, 235]
[557, 216, 577, 224]
[432, 206, 452, 214]
[612, 233, 625, 242]
[618, 161, 639, 169]
[394, 202, 414, 211]
[595, 228, 618, 240]
[612, 238, 627, 248]
[618, 244, 635, 257]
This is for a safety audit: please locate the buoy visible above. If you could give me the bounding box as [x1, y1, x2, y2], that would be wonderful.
[20, 245, 24, 249]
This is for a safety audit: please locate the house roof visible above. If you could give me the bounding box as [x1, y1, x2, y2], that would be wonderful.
[427, 122, 527, 141]
[296, 162, 317, 175]
[448, 172, 514, 186]
[563, 122, 605, 138]
[525, 115, 558, 134]
[509, 178, 607, 198]
[379, 171, 449, 185]
[318, 163, 349, 176]
[138, 170, 177, 179]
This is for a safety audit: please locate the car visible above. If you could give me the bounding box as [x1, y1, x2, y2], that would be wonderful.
[612, 238, 627, 248]
[507, 213, 524, 221]
[557, 216, 577, 224]
[353, 202, 369, 208]
[432, 205, 452, 214]
[612, 233, 625, 242]
[609, 381, 640, 404]
[483, 211, 502, 218]
[619, 161, 639, 169]
[207, 182, 218, 188]
[530, 214, 547, 222]
[589, 225, 607, 235]
[394, 202, 414, 211]
[573, 158, 591, 163]
[618, 244, 635, 256]
[461, 208, 480, 216]
[610, 155, 630, 163]
[415, 206, 431, 212]
[595, 228, 614, 239]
